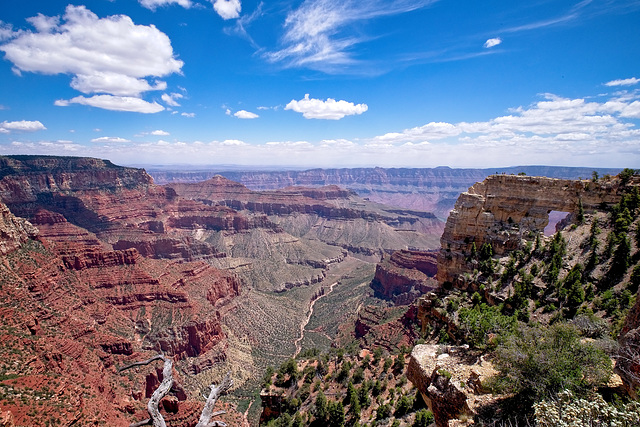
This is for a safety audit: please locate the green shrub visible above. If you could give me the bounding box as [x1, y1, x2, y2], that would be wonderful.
[457, 303, 516, 349]
[489, 322, 612, 404]
[413, 409, 435, 427]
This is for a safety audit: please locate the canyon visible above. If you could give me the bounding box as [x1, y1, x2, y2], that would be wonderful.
[0, 155, 446, 426]
[1, 155, 637, 427]
[148, 165, 621, 220]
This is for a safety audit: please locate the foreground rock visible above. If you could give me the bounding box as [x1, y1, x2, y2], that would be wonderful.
[407, 344, 498, 427]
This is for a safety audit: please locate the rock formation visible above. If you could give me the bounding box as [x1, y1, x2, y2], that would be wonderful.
[0, 156, 246, 426]
[0, 201, 38, 255]
[149, 166, 621, 219]
[371, 250, 438, 304]
[438, 175, 621, 288]
[407, 344, 498, 427]
[167, 176, 445, 260]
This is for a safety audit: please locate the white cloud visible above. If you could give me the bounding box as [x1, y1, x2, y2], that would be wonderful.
[371, 93, 640, 156]
[71, 73, 167, 97]
[151, 130, 170, 136]
[0, 21, 17, 42]
[483, 37, 502, 48]
[0, 5, 182, 112]
[0, 120, 46, 132]
[139, 0, 193, 10]
[234, 110, 259, 119]
[55, 95, 165, 113]
[267, 0, 436, 70]
[181, 112, 196, 117]
[91, 136, 131, 143]
[26, 14, 60, 33]
[605, 77, 640, 87]
[5, 90, 640, 169]
[213, 0, 242, 20]
[162, 93, 184, 107]
[225, 108, 232, 115]
[285, 94, 368, 120]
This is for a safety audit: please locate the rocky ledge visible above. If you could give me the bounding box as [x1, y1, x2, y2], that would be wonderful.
[407, 344, 498, 427]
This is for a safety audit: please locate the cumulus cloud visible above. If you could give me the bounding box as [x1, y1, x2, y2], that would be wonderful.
[91, 136, 131, 143]
[285, 94, 368, 120]
[372, 93, 640, 150]
[0, 5, 183, 112]
[605, 77, 640, 87]
[55, 95, 165, 114]
[162, 93, 184, 107]
[234, 110, 259, 119]
[151, 130, 170, 136]
[0, 120, 46, 133]
[483, 37, 502, 48]
[182, 112, 195, 117]
[213, 0, 242, 19]
[139, 0, 193, 10]
[267, 0, 436, 70]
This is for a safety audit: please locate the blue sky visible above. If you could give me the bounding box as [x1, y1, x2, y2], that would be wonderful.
[1, 0, 639, 168]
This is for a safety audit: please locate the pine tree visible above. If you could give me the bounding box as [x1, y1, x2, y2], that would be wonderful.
[314, 390, 328, 422]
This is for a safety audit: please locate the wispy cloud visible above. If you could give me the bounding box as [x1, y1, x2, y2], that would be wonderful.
[139, 0, 192, 10]
[605, 77, 640, 87]
[223, 2, 263, 47]
[265, 0, 437, 71]
[55, 95, 164, 113]
[162, 93, 184, 107]
[91, 136, 131, 143]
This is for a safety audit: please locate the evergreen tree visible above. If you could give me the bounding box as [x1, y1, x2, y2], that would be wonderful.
[345, 381, 357, 406]
[314, 390, 328, 422]
[577, 199, 585, 224]
[328, 401, 345, 427]
[609, 235, 631, 282]
[561, 264, 585, 311]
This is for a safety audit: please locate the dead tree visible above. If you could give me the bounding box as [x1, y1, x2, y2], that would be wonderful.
[119, 354, 233, 427]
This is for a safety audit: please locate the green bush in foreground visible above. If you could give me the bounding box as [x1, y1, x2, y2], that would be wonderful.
[489, 322, 612, 403]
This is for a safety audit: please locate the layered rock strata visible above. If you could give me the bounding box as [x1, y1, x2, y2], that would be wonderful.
[438, 175, 621, 287]
[372, 250, 438, 304]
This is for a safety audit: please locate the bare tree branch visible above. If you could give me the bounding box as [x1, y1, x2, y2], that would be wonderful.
[195, 371, 233, 427]
[119, 355, 174, 427]
[120, 356, 233, 427]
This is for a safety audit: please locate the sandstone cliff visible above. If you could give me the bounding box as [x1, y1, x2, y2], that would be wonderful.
[438, 175, 621, 288]
[0, 156, 247, 426]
